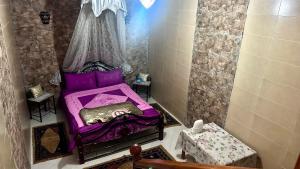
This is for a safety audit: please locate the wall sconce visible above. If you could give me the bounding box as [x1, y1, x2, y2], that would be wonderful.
[39, 11, 50, 24]
[139, 0, 156, 9]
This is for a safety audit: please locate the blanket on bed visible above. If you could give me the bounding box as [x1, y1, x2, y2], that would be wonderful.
[80, 102, 143, 125]
[64, 83, 153, 127]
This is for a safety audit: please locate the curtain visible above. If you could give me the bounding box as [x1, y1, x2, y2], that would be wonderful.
[63, 1, 131, 73]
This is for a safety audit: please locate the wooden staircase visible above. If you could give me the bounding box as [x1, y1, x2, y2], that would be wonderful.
[130, 144, 256, 169]
[130, 145, 300, 169]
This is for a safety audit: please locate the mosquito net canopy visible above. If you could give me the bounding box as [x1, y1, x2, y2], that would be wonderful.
[63, 0, 132, 73]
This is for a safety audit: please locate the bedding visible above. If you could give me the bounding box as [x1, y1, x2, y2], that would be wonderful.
[80, 102, 143, 125]
[62, 83, 160, 151]
[95, 68, 124, 87]
[65, 83, 152, 127]
[64, 72, 97, 91]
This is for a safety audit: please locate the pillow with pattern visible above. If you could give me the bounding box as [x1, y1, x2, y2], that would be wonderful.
[29, 84, 44, 98]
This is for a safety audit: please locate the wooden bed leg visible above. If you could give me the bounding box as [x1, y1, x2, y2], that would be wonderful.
[158, 113, 164, 140]
[77, 135, 85, 164]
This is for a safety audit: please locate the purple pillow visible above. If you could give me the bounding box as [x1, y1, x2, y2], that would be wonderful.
[64, 72, 97, 91]
[95, 69, 124, 88]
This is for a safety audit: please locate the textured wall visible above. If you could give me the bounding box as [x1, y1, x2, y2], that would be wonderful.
[53, 0, 81, 65]
[125, 0, 150, 82]
[12, 0, 149, 91]
[148, 0, 198, 122]
[0, 1, 30, 168]
[11, 0, 60, 94]
[187, 0, 249, 127]
[225, 0, 300, 168]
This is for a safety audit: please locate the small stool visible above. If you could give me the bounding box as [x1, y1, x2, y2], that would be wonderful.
[27, 92, 56, 122]
[132, 81, 151, 101]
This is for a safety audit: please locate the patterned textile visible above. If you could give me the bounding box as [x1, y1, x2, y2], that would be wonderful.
[84, 94, 128, 108]
[80, 102, 143, 125]
[30, 84, 44, 98]
[86, 145, 174, 169]
[64, 83, 153, 127]
[33, 123, 71, 163]
[63, 4, 128, 72]
[176, 123, 257, 167]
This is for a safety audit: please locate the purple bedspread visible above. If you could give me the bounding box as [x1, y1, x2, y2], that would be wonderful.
[59, 83, 160, 151]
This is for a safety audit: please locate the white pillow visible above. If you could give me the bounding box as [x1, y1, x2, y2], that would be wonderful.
[138, 73, 149, 82]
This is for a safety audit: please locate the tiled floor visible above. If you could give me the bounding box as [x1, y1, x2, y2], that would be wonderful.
[30, 98, 188, 169]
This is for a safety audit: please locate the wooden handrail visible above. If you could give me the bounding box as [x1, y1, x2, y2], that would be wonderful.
[130, 144, 257, 169]
[295, 154, 300, 169]
[134, 159, 255, 169]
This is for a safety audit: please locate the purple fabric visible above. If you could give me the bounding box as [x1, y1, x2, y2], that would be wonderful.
[60, 87, 160, 151]
[64, 72, 97, 91]
[103, 89, 139, 106]
[78, 94, 98, 107]
[65, 84, 153, 127]
[95, 69, 123, 88]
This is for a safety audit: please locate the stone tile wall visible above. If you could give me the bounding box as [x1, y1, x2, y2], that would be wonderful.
[11, 0, 60, 94]
[187, 0, 249, 127]
[124, 0, 150, 82]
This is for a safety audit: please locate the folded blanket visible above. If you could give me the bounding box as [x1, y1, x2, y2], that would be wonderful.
[80, 102, 143, 125]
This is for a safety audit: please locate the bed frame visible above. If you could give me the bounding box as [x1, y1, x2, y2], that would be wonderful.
[60, 61, 164, 164]
[77, 113, 164, 164]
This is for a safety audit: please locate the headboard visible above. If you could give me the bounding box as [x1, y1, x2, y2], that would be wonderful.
[59, 61, 116, 89]
[77, 61, 115, 73]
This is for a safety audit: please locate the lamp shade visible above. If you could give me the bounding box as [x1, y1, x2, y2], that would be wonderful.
[139, 0, 156, 8]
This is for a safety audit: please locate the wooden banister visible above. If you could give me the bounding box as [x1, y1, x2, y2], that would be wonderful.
[134, 159, 255, 169]
[295, 154, 300, 169]
[130, 144, 257, 169]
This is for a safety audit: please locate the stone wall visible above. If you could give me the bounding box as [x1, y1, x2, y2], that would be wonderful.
[0, 20, 30, 169]
[12, 0, 149, 92]
[187, 0, 249, 127]
[11, 0, 60, 94]
[53, 0, 81, 65]
[125, 0, 150, 82]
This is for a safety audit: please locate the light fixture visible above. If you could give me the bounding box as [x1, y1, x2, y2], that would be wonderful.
[39, 11, 50, 24]
[139, 0, 156, 9]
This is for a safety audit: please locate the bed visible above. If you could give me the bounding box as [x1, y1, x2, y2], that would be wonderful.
[59, 62, 164, 164]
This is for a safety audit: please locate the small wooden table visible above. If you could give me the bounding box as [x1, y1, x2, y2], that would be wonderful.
[27, 92, 56, 122]
[132, 81, 151, 101]
[176, 123, 257, 167]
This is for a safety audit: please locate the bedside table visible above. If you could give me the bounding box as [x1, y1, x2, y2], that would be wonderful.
[132, 81, 151, 101]
[27, 92, 56, 122]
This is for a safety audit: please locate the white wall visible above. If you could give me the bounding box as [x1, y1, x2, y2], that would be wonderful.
[148, 0, 198, 122]
[225, 0, 300, 168]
